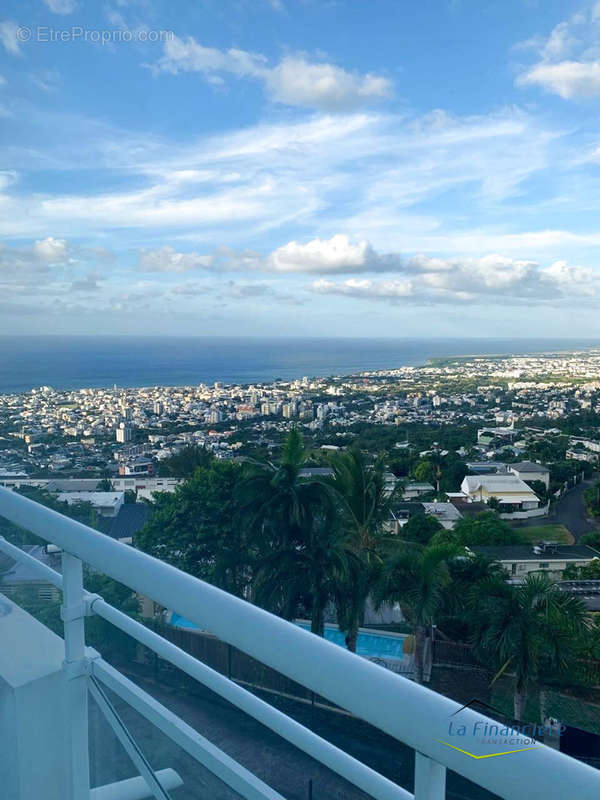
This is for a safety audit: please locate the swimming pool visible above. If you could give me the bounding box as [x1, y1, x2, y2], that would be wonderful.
[169, 613, 405, 660]
[295, 622, 404, 659]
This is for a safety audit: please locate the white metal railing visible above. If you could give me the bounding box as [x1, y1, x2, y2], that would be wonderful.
[1, 486, 599, 800]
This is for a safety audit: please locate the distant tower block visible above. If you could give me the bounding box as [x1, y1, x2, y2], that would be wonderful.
[116, 423, 132, 443]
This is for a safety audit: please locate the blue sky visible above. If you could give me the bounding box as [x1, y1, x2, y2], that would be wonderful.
[1, 0, 600, 336]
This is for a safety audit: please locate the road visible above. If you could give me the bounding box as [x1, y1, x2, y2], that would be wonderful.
[519, 478, 599, 542]
[554, 480, 599, 540]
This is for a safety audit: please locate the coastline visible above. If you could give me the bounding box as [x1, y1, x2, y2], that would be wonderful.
[0, 336, 599, 394]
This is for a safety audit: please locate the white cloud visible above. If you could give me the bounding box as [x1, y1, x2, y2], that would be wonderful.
[0, 237, 112, 304]
[313, 277, 414, 299]
[139, 245, 214, 272]
[136, 234, 600, 307]
[269, 235, 377, 273]
[0, 21, 19, 55]
[0, 237, 73, 274]
[151, 36, 391, 111]
[517, 7, 600, 98]
[32, 236, 70, 262]
[0, 107, 564, 242]
[0, 170, 17, 191]
[154, 37, 267, 78]
[43, 0, 77, 14]
[309, 246, 599, 304]
[518, 61, 600, 99]
[264, 57, 391, 111]
[540, 259, 595, 292]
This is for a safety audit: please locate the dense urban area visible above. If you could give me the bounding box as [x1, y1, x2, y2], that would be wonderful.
[2, 348, 600, 478]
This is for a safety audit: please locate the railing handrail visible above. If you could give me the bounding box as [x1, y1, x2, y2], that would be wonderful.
[1, 486, 599, 800]
[0, 534, 411, 800]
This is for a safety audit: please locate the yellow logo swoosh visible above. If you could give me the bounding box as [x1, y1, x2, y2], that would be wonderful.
[436, 740, 540, 759]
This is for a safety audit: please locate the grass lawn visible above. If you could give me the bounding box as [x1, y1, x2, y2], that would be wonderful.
[512, 523, 574, 544]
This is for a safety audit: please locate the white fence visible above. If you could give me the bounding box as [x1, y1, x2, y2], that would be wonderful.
[500, 502, 550, 520]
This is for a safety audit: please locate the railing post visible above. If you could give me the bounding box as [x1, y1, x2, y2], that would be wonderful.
[61, 551, 91, 800]
[414, 752, 446, 800]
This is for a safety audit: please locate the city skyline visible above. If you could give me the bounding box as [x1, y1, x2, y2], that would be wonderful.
[1, 0, 600, 336]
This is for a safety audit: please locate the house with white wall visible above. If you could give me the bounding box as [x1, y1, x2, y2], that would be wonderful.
[460, 474, 543, 518]
[469, 544, 599, 583]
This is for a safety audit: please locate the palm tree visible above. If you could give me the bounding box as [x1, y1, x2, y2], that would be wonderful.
[237, 429, 354, 634]
[252, 515, 356, 636]
[237, 429, 324, 547]
[471, 573, 590, 720]
[436, 553, 508, 641]
[375, 541, 460, 683]
[326, 446, 392, 651]
[428, 453, 443, 496]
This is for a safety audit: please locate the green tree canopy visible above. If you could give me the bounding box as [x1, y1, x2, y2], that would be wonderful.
[326, 446, 392, 650]
[375, 541, 460, 682]
[412, 460, 435, 484]
[438, 511, 525, 547]
[237, 429, 355, 635]
[563, 559, 600, 580]
[471, 574, 590, 719]
[136, 459, 251, 597]
[158, 444, 213, 477]
[581, 530, 600, 549]
[400, 513, 443, 545]
[525, 480, 548, 502]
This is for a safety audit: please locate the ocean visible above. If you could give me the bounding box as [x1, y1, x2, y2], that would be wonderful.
[0, 336, 598, 394]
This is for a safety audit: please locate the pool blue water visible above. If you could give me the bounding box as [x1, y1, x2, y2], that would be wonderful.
[296, 622, 404, 659]
[170, 612, 200, 630]
[169, 614, 404, 659]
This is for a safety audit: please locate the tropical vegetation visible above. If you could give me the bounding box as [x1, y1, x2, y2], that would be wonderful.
[2, 430, 597, 721]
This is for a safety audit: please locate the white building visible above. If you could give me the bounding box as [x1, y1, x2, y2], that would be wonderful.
[57, 491, 124, 517]
[116, 423, 132, 443]
[460, 474, 541, 514]
[282, 403, 297, 418]
[469, 544, 600, 583]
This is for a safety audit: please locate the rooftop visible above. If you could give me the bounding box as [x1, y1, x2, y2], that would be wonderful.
[462, 474, 538, 495]
[107, 502, 153, 542]
[57, 491, 124, 507]
[421, 502, 463, 521]
[509, 461, 550, 474]
[469, 544, 599, 562]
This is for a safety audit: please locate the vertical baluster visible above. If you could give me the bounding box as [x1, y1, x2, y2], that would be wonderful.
[414, 751, 446, 800]
[62, 551, 91, 800]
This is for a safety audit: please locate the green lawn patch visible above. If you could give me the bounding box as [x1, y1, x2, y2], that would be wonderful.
[513, 524, 574, 544]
